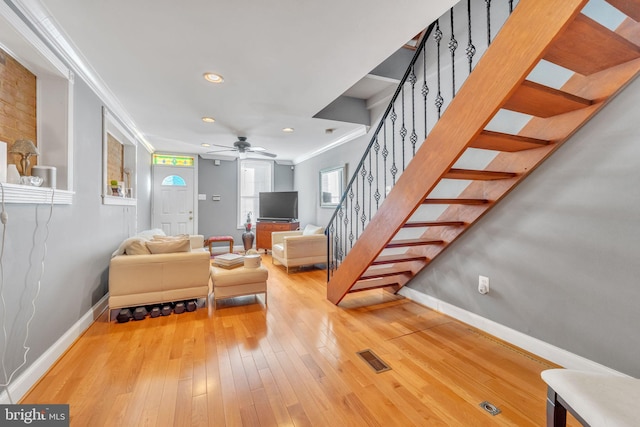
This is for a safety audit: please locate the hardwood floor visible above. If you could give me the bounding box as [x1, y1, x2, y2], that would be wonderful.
[22, 256, 577, 426]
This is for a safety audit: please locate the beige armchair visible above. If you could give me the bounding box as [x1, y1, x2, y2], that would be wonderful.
[271, 225, 327, 273]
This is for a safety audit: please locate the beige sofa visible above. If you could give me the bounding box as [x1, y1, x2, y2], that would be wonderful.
[271, 224, 327, 273]
[108, 231, 211, 314]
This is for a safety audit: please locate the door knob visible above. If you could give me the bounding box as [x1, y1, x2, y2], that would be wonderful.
[189, 216, 193, 220]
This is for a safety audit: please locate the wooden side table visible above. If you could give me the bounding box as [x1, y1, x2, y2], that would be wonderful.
[206, 235, 234, 256]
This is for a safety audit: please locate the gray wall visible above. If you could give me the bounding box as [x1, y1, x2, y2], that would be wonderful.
[409, 75, 640, 377]
[295, 134, 370, 228]
[197, 158, 294, 244]
[1, 77, 152, 389]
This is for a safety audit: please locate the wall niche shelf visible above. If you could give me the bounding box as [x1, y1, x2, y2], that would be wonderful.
[1, 2, 75, 199]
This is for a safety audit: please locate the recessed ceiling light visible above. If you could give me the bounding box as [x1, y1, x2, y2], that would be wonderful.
[282, 127, 294, 133]
[202, 116, 215, 123]
[203, 72, 224, 83]
[201, 143, 211, 147]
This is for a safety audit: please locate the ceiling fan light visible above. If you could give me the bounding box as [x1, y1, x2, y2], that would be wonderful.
[238, 151, 247, 159]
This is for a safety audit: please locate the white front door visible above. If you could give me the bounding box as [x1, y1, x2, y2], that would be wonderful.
[152, 165, 195, 235]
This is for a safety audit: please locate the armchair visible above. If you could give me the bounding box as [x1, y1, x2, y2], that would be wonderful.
[271, 224, 327, 273]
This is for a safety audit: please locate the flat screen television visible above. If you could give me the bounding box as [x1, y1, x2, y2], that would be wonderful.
[259, 191, 298, 221]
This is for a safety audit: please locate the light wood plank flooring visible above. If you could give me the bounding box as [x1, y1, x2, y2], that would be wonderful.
[21, 255, 578, 426]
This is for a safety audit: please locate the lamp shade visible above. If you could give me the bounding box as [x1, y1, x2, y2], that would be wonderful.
[9, 139, 39, 156]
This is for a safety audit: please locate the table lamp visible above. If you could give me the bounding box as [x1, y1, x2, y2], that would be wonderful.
[9, 139, 39, 176]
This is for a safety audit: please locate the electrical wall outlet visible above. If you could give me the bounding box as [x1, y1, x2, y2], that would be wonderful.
[478, 275, 490, 294]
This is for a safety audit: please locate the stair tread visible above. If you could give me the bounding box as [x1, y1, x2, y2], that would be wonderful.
[606, 0, 640, 22]
[360, 266, 413, 280]
[403, 221, 465, 228]
[503, 80, 592, 118]
[422, 198, 490, 205]
[386, 238, 444, 248]
[372, 254, 428, 265]
[470, 130, 551, 152]
[445, 168, 517, 180]
[350, 281, 401, 292]
[544, 13, 640, 76]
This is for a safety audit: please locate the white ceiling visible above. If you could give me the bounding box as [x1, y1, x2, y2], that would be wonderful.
[22, 0, 457, 162]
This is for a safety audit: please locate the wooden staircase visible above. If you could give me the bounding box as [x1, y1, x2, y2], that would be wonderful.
[327, 0, 640, 304]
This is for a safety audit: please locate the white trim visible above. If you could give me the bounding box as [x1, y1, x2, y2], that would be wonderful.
[0, 295, 109, 404]
[0, 184, 73, 204]
[0, 1, 68, 78]
[398, 287, 630, 377]
[102, 195, 136, 206]
[294, 126, 367, 164]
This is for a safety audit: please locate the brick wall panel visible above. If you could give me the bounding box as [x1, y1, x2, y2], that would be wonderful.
[0, 47, 37, 168]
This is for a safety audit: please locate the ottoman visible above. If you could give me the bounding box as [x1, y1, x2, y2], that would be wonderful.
[210, 265, 268, 308]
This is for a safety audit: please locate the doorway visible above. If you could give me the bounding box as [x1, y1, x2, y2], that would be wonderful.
[152, 164, 197, 235]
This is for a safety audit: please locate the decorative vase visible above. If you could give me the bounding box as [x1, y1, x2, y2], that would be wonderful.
[7, 164, 20, 184]
[242, 230, 254, 251]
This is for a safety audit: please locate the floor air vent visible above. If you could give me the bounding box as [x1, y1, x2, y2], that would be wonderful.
[479, 401, 501, 416]
[357, 349, 391, 373]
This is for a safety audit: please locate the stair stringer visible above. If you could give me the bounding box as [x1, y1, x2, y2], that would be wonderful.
[327, 0, 590, 305]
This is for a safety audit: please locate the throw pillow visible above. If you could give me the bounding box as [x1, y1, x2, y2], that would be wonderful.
[146, 238, 191, 254]
[112, 235, 152, 257]
[125, 238, 152, 255]
[302, 224, 324, 235]
[152, 234, 189, 241]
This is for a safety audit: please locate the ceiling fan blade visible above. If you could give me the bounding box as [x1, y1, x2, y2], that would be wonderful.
[206, 148, 236, 154]
[211, 143, 236, 149]
[251, 150, 277, 158]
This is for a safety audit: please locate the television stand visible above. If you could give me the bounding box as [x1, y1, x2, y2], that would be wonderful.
[256, 220, 300, 253]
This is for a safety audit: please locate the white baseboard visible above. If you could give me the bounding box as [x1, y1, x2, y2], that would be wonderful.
[399, 287, 628, 377]
[0, 294, 109, 404]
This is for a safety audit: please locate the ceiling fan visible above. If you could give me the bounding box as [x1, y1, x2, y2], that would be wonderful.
[207, 137, 277, 159]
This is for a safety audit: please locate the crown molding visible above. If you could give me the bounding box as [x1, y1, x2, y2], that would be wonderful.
[293, 125, 368, 165]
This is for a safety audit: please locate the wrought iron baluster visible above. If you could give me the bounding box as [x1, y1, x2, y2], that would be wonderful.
[390, 106, 398, 185]
[400, 86, 407, 170]
[409, 65, 417, 157]
[348, 186, 354, 249]
[360, 165, 367, 231]
[354, 172, 360, 239]
[374, 137, 381, 209]
[422, 50, 429, 139]
[509, 0, 514, 14]
[367, 152, 373, 221]
[466, 0, 476, 74]
[485, 0, 492, 46]
[382, 122, 388, 200]
[449, 8, 458, 97]
[434, 20, 444, 118]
